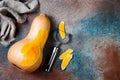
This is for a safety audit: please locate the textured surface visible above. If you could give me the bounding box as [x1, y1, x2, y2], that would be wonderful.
[0, 0, 39, 46]
[0, 0, 120, 80]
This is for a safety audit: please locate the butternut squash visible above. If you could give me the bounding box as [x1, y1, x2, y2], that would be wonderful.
[61, 54, 73, 70]
[7, 13, 50, 72]
[59, 21, 66, 39]
[59, 49, 73, 60]
[59, 49, 73, 70]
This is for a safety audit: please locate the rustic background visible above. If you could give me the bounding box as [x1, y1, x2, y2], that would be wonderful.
[0, 0, 120, 80]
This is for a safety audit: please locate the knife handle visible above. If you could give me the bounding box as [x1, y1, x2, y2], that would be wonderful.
[45, 47, 59, 72]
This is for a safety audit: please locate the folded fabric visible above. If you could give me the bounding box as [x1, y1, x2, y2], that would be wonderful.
[0, 0, 39, 46]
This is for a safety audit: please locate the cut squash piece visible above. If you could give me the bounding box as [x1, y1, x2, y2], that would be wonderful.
[59, 49, 73, 60]
[61, 54, 73, 70]
[59, 21, 66, 39]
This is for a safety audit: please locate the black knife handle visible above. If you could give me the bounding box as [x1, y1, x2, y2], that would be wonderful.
[45, 47, 59, 72]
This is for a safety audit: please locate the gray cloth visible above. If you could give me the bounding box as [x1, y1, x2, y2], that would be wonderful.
[0, 0, 39, 46]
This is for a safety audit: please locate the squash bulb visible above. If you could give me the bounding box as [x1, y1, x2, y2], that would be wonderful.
[7, 13, 50, 72]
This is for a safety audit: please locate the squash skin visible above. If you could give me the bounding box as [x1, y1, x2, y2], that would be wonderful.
[7, 13, 50, 72]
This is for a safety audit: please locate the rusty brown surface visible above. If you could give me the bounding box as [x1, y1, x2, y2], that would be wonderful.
[0, 0, 120, 80]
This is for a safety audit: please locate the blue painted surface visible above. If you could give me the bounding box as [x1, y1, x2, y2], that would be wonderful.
[63, 6, 120, 80]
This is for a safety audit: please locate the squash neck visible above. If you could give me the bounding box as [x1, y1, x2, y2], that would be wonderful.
[26, 29, 48, 49]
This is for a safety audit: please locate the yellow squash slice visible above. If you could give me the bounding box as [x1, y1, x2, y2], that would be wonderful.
[59, 21, 66, 39]
[61, 54, 73, 70]
[59, 49, 73, 60]
[59, 49, 73, 70]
